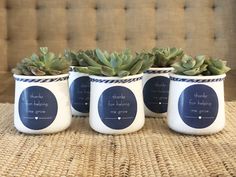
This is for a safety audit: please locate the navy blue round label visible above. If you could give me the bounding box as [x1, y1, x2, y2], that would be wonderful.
[18, 86, 58, 130]
[98, 86, 137, 129]
[143, 76, 170, 113]
[178, 84, 218, 128]
[70, 76, 90, 113]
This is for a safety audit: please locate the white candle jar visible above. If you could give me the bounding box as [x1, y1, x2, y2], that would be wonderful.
[14, 74, 72, 134]
[89, 74, 145, 134]
[69, 67, 90, 116]
[143, 67, 173, 117]
[167, 73, 226, 135]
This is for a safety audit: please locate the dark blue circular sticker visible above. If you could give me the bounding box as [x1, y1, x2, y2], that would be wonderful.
[178, 84, 218, 128]
[70, 76, 90, 113]
[143, 76, 170, 113]
[19, 86, 58, 130]
[98, 86, 137, 129]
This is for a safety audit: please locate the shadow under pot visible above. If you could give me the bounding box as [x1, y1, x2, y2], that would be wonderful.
[89, 74, 145, 134]
[143, 67, 174, 117]
[69, 66, 90, 116]
[13, 74, 72, 134]
[167, 73, 226, 135]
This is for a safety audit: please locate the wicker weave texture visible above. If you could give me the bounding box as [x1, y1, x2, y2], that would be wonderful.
[0, 103, 235, 176]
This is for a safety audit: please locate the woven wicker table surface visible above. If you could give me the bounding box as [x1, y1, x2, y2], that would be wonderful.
[0, 103, 235, 177]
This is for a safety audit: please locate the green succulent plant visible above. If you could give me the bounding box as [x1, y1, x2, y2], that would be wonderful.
[12, 47, 70, 76]
[202, 58, 231, 75]
[172, 54, 208, 76]
[64, 49, 97, 66]
[74, 48, 154, 77]
[172, 54, 231, 76]
[151, 47, 184, 67]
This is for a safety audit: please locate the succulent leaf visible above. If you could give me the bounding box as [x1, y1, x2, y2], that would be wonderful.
[78, 59, 88, 66]
[118, 70, 130, 77]
[103, 51, 110, 59]
[31, 53, 39, 61]
[28, 66, 46, 76]
[82, 53, 101, 67]
[64, 49, 78, 66]
[130, 60, 144, 75]
[207, 65, 224, 75]
[40, 47, 48, 55]
[204, 58, 231, 75]
[110, 53, 120, 68]
[171, 62, 185, 72]
[101, 66, 116, 76]
[194, 55, 206, 68]
[183, 64, 207, 76]
[110, 59, 117, 69]
[120, 57, 139, 71]
[75, 67, 92, 75]
[182, 55, 196, 68]
[95, 48, 111, 67]
[139, 57, 154, 73]
[87, 66, 102, 75]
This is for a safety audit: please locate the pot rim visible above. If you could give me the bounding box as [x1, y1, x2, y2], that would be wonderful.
[13, 73, 69, 79]
[147, 67, 174, 71]
[170, 73, 226, 80]
[89, 73, 143, 80]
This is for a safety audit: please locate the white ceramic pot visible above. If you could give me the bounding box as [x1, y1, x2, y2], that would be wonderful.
[167, 73, 226, 135]
[14, 74, 72, 134]
[69, 66, 90, 116]
[143, 67, 174, 117]
[89, 74, 145, 134]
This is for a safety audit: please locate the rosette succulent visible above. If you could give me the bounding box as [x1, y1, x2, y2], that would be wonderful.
[172, 54, 208, 76]
[202, 58, 231, 75]
[172, 54, 231, 76]
[12, 47, 70, 76]
[75, 48, 154, 77]
[151, 47, 184, 67]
